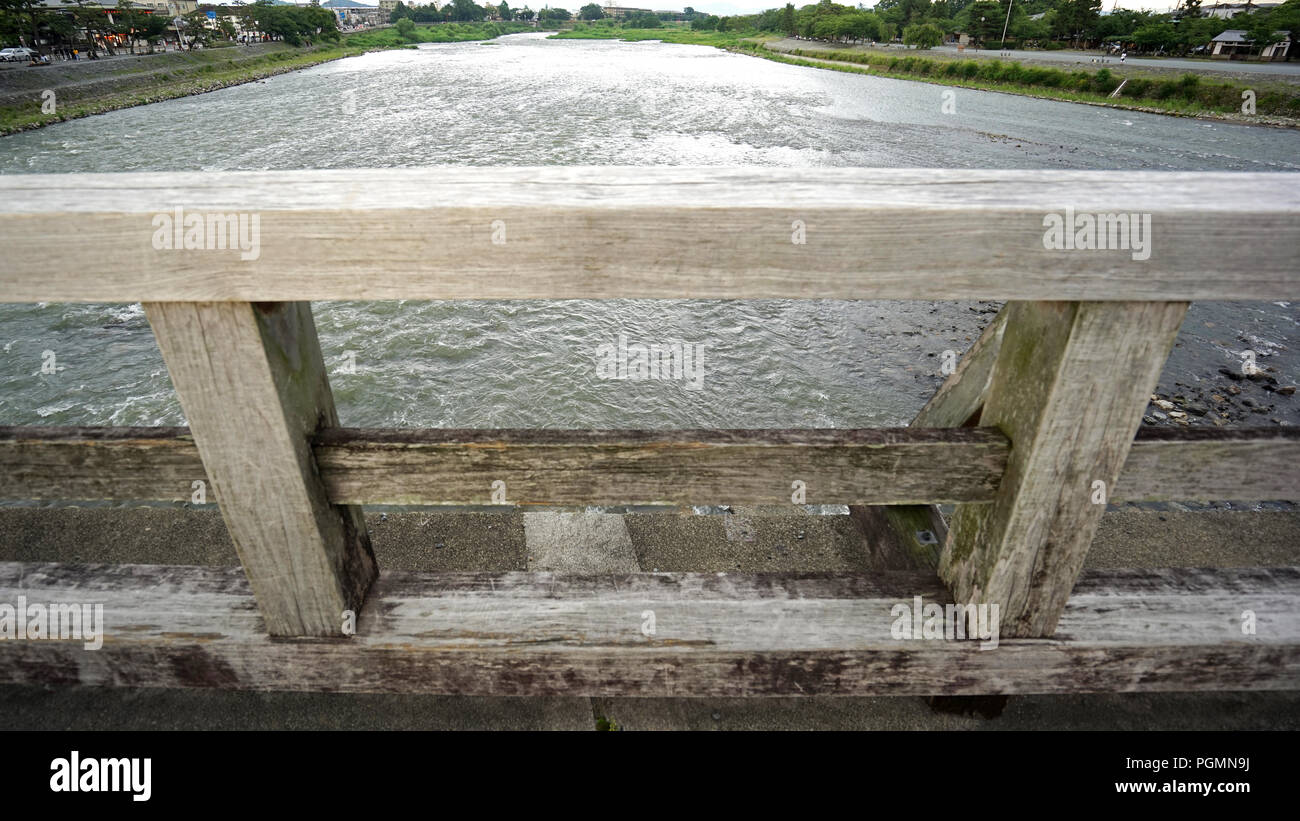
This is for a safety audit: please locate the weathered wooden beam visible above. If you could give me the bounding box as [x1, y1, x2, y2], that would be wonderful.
[2, 425, 1296, 505]
[0, 426, 203, 502]
[912, 308, 1008, 429]
[313, 427, 1008, 506]
[849, 504, 947, 572]
[1114, 427, 1300, 503]
[1, 561, 1295, 696]
[940, 301, 1189, 638]
[2, 169, 1297, 302]
[849, 307, 1007, 572]
[143, 302, 376, 637]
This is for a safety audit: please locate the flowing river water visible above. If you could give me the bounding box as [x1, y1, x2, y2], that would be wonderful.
[1, 33, 1298, 437]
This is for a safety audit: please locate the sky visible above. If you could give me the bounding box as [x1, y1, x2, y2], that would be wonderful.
[683, 1, 1183, 14]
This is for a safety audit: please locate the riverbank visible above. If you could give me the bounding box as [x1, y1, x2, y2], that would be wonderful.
[0, 24, 536, 136]
[0, 43, 363, 136]
[762, 40, 1300, 128]
[551, 27, 1300, 127]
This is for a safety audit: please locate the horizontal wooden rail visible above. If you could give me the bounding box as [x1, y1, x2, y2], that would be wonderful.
[314, 427, 1007, 505]
[1, 425, 1296, 505]
[1, 561, 1296, 696]
[1, 168, 1297, 301]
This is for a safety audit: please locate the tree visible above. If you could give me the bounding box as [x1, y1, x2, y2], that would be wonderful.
[1132, 21, 1177, 52]
[903, 20, 943, 47]
[962, 0, 1002, 45]
[1052, 0, 1101, 47]
[578, 2, 603, 19]
[498, 1, 513, 19]
[780, 2, 795, 34]
[64, 0, 114, 54]
[389, 1, 412, 22]
[449, 0, 483, 21]
[0, 0, 47, 52]
[516, 5, 533, 20]
[395, 16, 415, 36]
[114, 0, 143, 54]
[1010, 14, 1049, 43]
[538, 6, 570, 21]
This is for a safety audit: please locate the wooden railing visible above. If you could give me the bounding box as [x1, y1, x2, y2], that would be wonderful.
[0, 167, 1298, 696]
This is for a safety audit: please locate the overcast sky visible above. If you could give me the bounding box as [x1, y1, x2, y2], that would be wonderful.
[681, 1, 1182, 14]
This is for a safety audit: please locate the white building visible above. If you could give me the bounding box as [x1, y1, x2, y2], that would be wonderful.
[1203, 3, 1281, 20]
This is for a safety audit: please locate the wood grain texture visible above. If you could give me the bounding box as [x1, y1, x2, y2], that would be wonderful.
[1, 168, 1297, 301]
[313, 427, 1010, 506]
[0, 561, 1295, 696]
[1115, 427, 1300, 502]
[0, 426, 204, 502]
[1, 425, 1294, 504]
[850, 307, 1007, 574]
[144, 302, 375, 636]
[849, 504, 947, 572]
[940, 301, 1189, 638]
[912, 308, 1007, 429]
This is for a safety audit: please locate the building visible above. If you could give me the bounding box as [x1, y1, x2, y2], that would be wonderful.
[1203, 3, 1282, 19]
[379, 0, 440, 9]
[1210, 28, 1292, 59]
[602, 5, 653, 18]
[321, 0, 384, 26]
[132, 0, 201, 14]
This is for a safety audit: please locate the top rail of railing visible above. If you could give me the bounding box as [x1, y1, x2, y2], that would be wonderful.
[0, 167, 1297, 303]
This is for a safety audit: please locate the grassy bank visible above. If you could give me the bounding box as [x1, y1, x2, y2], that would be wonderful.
[0, 43, 362, 136]
[554, 25, 1299, 124]
[346, 22, 534, 48]
[773, 44, 1300, 121]
[0, 23, 535, 136]
[548, 24, 764, 48]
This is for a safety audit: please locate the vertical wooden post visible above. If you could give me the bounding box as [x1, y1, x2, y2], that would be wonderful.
[145, 301, 376, 637]
[849, 307, 1008, 571]
[939, 300, 1187, 638]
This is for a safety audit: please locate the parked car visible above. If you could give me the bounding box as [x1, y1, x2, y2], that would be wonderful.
[1, 47, 39, 62]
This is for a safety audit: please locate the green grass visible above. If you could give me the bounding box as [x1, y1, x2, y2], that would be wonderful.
[345, 22, 534, 48]
[550, 24, 771, 48]
[555, 24, 1298, 121]
[594, 715, 621, 731]
[767, 45, 1300, 119]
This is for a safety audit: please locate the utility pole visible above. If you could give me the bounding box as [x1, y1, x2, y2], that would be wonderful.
[999, 0, 1013, 48]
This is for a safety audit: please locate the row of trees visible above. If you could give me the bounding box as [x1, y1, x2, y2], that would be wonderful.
[688, 0, 1300, 55]
[0, 0, 339, 53]
[390, 2, 683, 27]
[389, 1, 569, 24]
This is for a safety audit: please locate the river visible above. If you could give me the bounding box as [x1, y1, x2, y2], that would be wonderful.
[1, 33, 1297, 437]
